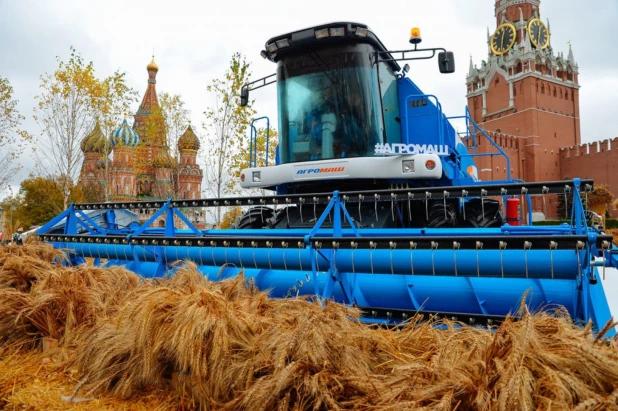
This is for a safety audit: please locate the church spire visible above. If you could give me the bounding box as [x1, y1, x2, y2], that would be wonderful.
[136, 56, 160, 119]
[468, 55, 475, 76]
[567, 41, 575, 63]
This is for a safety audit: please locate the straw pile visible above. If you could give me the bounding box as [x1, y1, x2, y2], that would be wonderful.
[1, 242, 618, 410]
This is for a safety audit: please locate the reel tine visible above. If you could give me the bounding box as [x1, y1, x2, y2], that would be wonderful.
[358, 194, 364, 223]
[282, 241, 288, 271]
[602, 241, 611, 280]
[425, 191, 431, 221]
[237, 240, 244, 270]
[410, 241, 417, 275]
[549, 241, 557, 279]
[299, 197, 304, 224]
[266, 241, 273, 270]
[252, 241, 258, 269]
[476, 241, 483, 277]
[298, 241, 304, 272]
[327, 196, 331, 223]
[499, 241, 506, 277]
[313, 196, 318, 222]
[407, 192, 413, 222]
[524, 241, 531, 278]
[210, 240, 217, 267]
[224, 240, 229, 266]
[315, 242, 320, 273]
[259, 199, 265, 223]
[542, 185, 549, 217]
[391, 193, 396, 222]
[461, 190, 468, 220]
[374, 194, 380, 222]
[431, 241, 438, 275]
[481, 189, 487, 218]
[443, 191, 449, 220]
[351, 241, 357, 273]
[576, 241, 585, 284]
[370, 241, 376, 274]
[453, 241, 460, 276]
[389, 241, 396, 274]
[564, 185, 571, 219]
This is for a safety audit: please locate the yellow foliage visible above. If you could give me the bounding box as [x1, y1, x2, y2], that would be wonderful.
[219, 206, 243, 229]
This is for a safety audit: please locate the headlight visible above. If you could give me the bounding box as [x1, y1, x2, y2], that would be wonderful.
[252, 171, 261, 183]
[315, 28, 329, 39]
[329, 27, 345, 37]
[425, 160, 436, 170]
[402, 160, 415, 173]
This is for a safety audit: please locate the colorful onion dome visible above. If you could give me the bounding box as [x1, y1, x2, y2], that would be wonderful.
[80, 121, 108, 153]
[153, 147, 175, 169]
[111, 119, 139, 147]
[147, 56, 159, 73]
[177, 123, 200, 151]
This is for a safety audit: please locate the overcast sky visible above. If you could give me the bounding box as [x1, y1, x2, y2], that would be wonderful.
[0, 0, 617, 195]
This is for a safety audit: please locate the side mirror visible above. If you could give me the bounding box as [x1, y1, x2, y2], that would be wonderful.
[240, 86, 249, 107]
[438, 51, 455, 74]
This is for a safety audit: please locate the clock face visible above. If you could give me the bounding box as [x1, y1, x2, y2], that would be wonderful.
[528, 18, 549, 49]
[491, 23, 517, 56]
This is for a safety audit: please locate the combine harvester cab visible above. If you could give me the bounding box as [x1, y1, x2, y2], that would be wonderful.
[37, 23, 618, 335]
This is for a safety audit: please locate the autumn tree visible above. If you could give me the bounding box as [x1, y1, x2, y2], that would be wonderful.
[219, 206, 243, 229]
[159, 92, 189, 159]
[234, 127, 278, 171]
[0, 76, 30, 192]
[2, 175, 84, 230]
[202, 53, 256, 223]
[34, 47, 134, 208]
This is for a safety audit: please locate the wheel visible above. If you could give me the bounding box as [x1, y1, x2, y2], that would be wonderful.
[235, 206, 276, 229]
[461, 198, 503, 228]
[427, 200, 458, 228]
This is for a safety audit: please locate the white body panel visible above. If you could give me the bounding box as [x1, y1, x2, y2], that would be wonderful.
[240, 155, 443, 188]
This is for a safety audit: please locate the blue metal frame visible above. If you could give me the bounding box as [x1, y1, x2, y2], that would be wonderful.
[36, 180, 617, 336]
[249, 116, 270, 167]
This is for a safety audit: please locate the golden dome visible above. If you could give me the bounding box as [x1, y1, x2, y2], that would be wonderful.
[80, 121, 108, 153]
[177, 124, 200, 151]
[147, 57, 159, 72]
[153, 148, 175, 169]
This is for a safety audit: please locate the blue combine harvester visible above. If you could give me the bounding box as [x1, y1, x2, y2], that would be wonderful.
[37, 23, 618, 333]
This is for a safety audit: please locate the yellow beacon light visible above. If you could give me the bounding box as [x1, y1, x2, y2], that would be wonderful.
[409, 27, 422, 45]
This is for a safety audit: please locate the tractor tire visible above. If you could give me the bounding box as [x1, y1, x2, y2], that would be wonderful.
[461, 198, 503, 228]
[235, 206, 276, 229]
[427, 200, 458, 228]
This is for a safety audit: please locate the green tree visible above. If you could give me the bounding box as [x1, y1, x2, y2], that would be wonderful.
[0, 77, 31, 192]
[202, 53, 256, 223]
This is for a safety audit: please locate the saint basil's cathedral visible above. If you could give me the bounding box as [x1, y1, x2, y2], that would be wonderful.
[78, 58, 204, 225]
